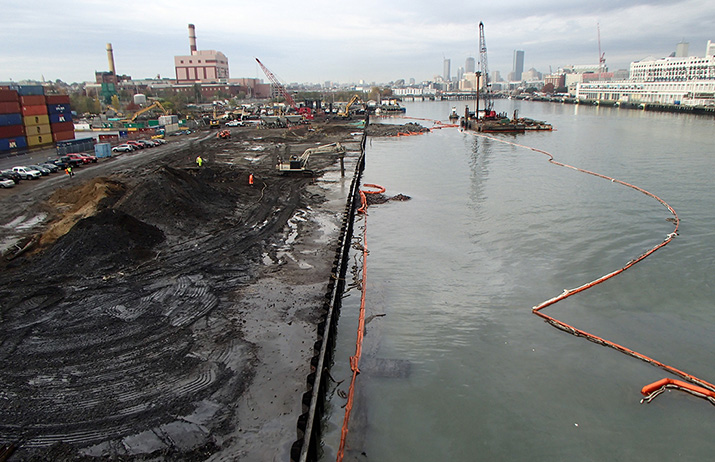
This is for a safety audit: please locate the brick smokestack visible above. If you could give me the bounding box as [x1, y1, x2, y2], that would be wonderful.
[106, 43, 116, 75]
[188, 24, 197, 55]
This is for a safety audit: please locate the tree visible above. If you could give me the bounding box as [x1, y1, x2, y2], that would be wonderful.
[111, 95, 121, 112]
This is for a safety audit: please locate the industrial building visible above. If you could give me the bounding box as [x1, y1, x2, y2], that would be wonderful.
[174, 24, 229, 83]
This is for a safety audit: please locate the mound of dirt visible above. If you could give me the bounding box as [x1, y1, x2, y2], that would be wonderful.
[365, 122, 429, 137]
[38, 208, 165, 275]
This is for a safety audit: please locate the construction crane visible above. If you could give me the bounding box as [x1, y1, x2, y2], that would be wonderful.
[255, 58, 296, 108]
[597, 22, 606, 77]
[478, 21, 494, 116]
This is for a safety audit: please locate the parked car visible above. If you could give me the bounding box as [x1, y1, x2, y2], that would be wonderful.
[51, 156, 82, 169]
[67, 153, 92, 164]
[126, 141, 144, 150]
[0, 177, 15, 188]
[112, 144, 135, 153]
[26, 164, 50, 176]
[225, 120, 245, 127]
[12, 166, 42, 180]
[1, 170, 21, 184]
[81, 153, 98, 163]
[153, 138, 167, 145]
[38, 162, 59, 173]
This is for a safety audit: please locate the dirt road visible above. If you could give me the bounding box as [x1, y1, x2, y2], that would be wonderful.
[0, 122, 363, 461]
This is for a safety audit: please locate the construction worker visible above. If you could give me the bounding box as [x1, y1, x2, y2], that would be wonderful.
[196, 155, 203, 167]
[249, 173, 254, 186]
[65, 166, 74, 177]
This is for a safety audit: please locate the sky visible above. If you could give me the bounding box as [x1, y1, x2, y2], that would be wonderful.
[2, 0, 715, 85]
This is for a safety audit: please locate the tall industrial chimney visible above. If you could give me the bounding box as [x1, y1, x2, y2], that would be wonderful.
[188, 24, 197, 55]
[106, 43, 116, 75]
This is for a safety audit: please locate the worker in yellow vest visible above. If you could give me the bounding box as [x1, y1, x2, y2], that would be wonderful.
[196, 155, 203, 167]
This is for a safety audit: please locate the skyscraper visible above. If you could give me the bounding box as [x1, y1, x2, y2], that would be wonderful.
[443, 58, 451, 82]
[465, 57, 476, 73]
[512, 50, 524, 81]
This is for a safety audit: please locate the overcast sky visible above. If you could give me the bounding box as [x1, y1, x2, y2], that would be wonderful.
[2, 0, 714, 85]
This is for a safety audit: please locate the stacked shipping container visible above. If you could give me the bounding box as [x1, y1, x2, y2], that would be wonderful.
[0, 89, 27, 151]
[0, 86, 75, 153]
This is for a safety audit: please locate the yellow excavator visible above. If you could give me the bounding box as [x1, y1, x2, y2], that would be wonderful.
[337, 95, 363, 118]
[121, 101, 169, 122]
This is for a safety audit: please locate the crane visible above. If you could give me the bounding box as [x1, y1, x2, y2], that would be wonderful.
[478, 21, 494, 116]
[255, 58, 296, 108]
[597, 22, 606, 77]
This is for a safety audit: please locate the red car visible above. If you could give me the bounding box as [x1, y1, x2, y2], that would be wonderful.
[67, 153, 92, 164]
[126, 141, 144, 150]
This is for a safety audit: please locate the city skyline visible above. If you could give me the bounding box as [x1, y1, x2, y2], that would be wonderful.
[3, 0, 715, 85]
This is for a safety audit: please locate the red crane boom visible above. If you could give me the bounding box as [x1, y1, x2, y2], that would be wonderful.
[255, 58, 296, 108]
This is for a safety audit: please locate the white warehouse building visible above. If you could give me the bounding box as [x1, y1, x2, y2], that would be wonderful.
[576, 40, 715, 106]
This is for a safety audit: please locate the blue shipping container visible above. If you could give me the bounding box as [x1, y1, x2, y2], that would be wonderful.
[13, 85, 44, 96]
[0, 136, 28, 151]
[94, 143, 111, 158]
[0, 113, 23, 127]
[49, 112, 72, 124]
[47, 103, 71, 115]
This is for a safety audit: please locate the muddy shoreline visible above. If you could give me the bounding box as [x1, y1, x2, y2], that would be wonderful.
[0, 121, 364, 461]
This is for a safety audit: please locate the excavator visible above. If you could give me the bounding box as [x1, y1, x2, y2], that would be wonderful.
[276, 142, 346, 175]
[121, 101, 169, 122]
[337, 95, 363, 118]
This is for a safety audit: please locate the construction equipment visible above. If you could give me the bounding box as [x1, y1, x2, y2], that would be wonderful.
[256, 58, 296, 108]
[217, 129, 230, 139]
[338, 95, 363, 118]
[121, 101, 169, 122]
[478, 21, 494, 116]
[276, 142, 346, 175]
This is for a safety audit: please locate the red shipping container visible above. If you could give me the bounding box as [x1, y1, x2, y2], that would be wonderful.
[0, 125, 25, 138]
[0, 90, 19, 102]
[53, 130, 75, 142]
[51, 121, 74, 133]
[45, 94, 70, 104]
[0, 102, 21, 114]
[21, 105, 48, 116]
[20, 95, 46, 106]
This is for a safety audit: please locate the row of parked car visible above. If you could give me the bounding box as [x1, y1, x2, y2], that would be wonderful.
[112, 138, 167, 153]
[0, 153, 98, 188]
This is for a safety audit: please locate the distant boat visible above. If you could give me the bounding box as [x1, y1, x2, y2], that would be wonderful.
[448, 107, 459, 120]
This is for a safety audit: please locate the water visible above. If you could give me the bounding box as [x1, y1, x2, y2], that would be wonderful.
[322, 100, 715, 461]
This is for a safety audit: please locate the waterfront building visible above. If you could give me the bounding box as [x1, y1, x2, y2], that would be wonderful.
[576, 41, 715, 106]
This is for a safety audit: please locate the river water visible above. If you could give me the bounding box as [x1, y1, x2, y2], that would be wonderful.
[321, 99, 715, 461]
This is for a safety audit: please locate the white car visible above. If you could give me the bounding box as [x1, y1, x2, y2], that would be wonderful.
[112, 144, 135, 153]
[0, 177, 14, 188]
[225, 120, 244, 127]
[12, 166, 42, 180]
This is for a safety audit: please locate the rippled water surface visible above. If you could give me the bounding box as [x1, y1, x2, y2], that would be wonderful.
[322, 100, 715, 461]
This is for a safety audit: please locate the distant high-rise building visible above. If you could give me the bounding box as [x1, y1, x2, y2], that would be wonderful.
[443, 58, 451, 82]
[706, 40, 715, 56]
[512, 50, 525, 81]
[465, 57, 476, 73]
[676, 40, 689, 57]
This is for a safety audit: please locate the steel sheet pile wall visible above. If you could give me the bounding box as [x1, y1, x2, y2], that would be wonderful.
[0, 86, 75, 153]
[290, 118, 369, 462]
